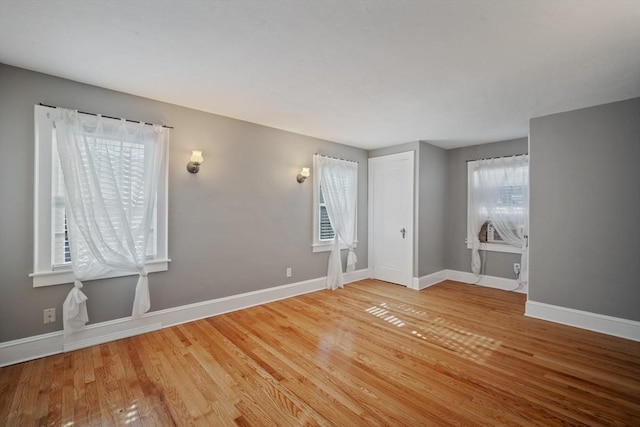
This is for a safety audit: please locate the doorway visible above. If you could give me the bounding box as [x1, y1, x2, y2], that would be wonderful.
[368, 151, 414, 287]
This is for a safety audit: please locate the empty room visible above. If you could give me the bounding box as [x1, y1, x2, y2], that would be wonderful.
[0, 1, 639, 425]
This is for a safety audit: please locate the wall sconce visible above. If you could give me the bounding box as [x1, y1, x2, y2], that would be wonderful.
[187, 150, 203, 173]
[297, 167, 310, 183]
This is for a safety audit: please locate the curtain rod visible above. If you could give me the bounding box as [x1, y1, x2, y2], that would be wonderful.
[465, 153, 527, 163]
[315, 153, 359, 163]
[39, 103, 173, 129]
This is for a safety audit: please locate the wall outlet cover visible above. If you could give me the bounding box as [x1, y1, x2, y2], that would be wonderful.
[43, 308, 56, 324]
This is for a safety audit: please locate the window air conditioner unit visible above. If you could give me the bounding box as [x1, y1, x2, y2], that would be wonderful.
[487, 223, 525, 243]
[487, 223, 502, 243]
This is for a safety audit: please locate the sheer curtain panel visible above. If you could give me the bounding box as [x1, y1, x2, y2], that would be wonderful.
[54, 109, 168, 336]
[469, 155, 529, 286]
[314, 154, 358, 290]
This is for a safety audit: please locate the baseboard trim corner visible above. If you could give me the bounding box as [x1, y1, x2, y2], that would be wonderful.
[525, 300, 640, 342]
[412, 269, 523, 293]
[444, 269, 525, 293]
[412, 271, 448, 290]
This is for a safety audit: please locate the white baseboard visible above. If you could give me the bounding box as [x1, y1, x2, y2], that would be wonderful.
[414, 270, 638, 341]
[412, 269, 524, 294]
[525, 301, 640, 342]
[444, 269, 525, 293]
[412, 271, 447, 290]
[0, 331, 63, 367]
[0, 268, 369, 367]
[63, 322, 163, 352]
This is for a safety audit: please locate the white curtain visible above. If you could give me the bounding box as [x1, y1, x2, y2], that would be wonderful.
[314, 154, 358, 290]
[469, 155, 529, 285]
[54, 109, 167, 336]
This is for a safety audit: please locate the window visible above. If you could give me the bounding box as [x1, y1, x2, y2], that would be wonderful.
[311, 157, 358, 252]
[318, 186, 335, 241]
[31, 105, 170, 287]
[466, 156, 528, 254]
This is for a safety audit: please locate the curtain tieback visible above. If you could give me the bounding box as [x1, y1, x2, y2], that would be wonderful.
[64, 279, 89, 336]
[133, 267, 151, 318]
[70, 280, 88, 305]
[346, 247, 358, 273]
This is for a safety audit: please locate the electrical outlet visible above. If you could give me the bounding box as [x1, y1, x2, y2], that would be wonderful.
[513, 263, 521, 276]
[286, 267, 292, 278]
[43, 308, 56, 324]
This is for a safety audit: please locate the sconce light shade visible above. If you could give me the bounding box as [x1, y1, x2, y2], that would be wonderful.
[187, 150, 204, 173]
[297, 167, 310, 183]
[190, 150, 204, 163]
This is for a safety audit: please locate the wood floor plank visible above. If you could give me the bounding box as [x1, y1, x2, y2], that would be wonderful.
[218, 312, 362, 425]
[214, 313, 383, 426]
[32, 355, 54, 425]
[4, 359, 34, 426]
[1, 279, 639, 426]
[200, 318, 322, 427]
[44, 353, 65, 426]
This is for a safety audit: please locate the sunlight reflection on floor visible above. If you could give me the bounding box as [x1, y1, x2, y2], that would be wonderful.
[122, 403, 139, 424]
[365, 302, 406, 327]
[366, 302, 501, 363]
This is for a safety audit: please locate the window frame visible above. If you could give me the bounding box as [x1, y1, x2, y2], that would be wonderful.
[311, 160, 358, 253]
[466, 159, 526, 255]
[30, 105, 170, 287]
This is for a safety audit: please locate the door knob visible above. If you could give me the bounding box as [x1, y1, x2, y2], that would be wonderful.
[400, 228, 406, 238]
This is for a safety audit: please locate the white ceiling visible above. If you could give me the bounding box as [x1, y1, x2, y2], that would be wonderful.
[1, 1, 638, 150]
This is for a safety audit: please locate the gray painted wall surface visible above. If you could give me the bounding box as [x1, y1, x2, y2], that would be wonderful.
[417, 141, 447, 277]
[0, 64, 368, 342]
[368, 142, 419, 159]
[529, 98, 640, 321]
[444, 138, 528, 278]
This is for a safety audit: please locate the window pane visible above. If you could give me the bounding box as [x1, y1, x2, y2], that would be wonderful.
[318, 186, 335, 241]
[319, 206, 335, 240]
[52, 133, 70, 266]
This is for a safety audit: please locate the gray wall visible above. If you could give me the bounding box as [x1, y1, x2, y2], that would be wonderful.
[417, 141, 447, 276]
[445, 138, 528, 277]
[0, 64, 368, 342]
[368, 140, 447, 278]
[529, 97, 640, 321]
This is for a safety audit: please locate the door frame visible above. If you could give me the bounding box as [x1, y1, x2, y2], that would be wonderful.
[368, 151, 415, 287]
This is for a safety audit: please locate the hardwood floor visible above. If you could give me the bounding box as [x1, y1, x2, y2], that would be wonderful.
[1, 279, 639, 426]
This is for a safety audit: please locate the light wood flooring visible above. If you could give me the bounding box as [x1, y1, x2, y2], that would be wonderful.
[1, 279, 639, 426]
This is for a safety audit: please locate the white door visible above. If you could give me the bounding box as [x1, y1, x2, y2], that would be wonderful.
[368, 151, 414, 287]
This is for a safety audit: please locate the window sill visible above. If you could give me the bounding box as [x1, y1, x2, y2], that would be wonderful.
[30, 258, 171, 287]
[312, 242, 358, 253]
[466, 242, 522, 254]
